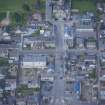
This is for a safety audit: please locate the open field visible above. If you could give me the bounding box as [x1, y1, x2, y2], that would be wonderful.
[0, 0, 37, 12]
[72, 0, 96, 14]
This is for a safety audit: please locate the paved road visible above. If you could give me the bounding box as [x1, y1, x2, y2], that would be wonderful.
[44, 21, 65, 105]
[46, 0, 52, 21]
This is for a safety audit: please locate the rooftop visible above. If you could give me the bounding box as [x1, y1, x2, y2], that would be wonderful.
[23, 53, 47, 62]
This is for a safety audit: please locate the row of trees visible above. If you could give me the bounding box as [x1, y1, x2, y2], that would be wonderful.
[23, 0, 43, 12]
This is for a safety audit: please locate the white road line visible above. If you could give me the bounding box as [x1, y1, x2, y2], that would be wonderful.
[50, 98, 53, 103]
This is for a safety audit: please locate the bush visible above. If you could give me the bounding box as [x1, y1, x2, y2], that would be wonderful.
[89, 69, 96, 79]
[0, 57, 9, 66]
[0, 12, 6, 21]
[22, 3, 31, 12]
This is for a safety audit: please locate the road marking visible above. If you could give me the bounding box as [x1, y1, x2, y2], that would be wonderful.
[61, 99, 65, 103]
[50, 98, 53, 103]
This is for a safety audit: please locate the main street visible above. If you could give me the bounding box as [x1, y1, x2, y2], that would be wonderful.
[50, 21, 65, 105]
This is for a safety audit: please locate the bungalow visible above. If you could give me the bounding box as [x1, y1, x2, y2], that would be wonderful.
[32, 12, 42, 21]
[5, 79, 16, 91]
[86, 41, 96, 49]
[76, 37, 84, 48]
[8, 49, 19, 62]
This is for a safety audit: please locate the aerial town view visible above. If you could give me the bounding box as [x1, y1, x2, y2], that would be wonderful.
[1, 0, 105, 105]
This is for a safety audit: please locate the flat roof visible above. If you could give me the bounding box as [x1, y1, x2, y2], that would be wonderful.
[23, 53, 46, 62]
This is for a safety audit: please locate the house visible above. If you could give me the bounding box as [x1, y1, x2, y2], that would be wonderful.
[32, 12, 42, 21]
[92, 85, 98, 101]
[23, 35, 56, 50]
[100, 30, 105, 38]
[76, 29, 96, 49]
[0, 48, 8, 57]
[5, 79, 16, 91]
[17, 99, 26, 105]
[41, 70, 54, 82]
[85, 37, 96, 49]
[27, 94, 39, 105]
[99, 76, 105, 100]
[84, 54, 96, 64]
[52, 0, 70, 20]
[81, 14, 92, 25]
[8, 49, 19, 62]
[66, 38, 74, 48]
[86, 41, 96, 49]
[100, 52, 105, 100]
[44, 40, 56, 49]
[29, 21, 52, 30]
[64, 25, 75, 48]
[53, 4, 66, 20]
[100, 52, 105, 68]
[81, 81, 93, 101]
[97, 3, 105, 13]
[75, 13, 94, 32]
[76, 37, 84, 48]
[97, 3, 103, 12]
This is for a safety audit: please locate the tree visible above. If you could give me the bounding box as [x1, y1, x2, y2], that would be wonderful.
[22, 3, 31, 12]
[89, 69, 96, 79]
[13, 12, 22, 23]
[36, 0, 41, 9]
[0, 57, 9, 66]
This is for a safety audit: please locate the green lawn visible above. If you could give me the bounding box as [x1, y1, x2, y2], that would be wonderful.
[0, 0, 45, 26]
[72, 0, 96, 14]
[16, 85, 40, 96]
[0, 12, 6, 21]
[0, 57, 9, 66]
[0, 0, 36, 12]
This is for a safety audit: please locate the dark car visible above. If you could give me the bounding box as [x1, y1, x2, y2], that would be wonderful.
[60, 76, 63, 79]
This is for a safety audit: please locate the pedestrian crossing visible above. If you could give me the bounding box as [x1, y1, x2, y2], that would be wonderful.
[50, 96, 65, 105]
